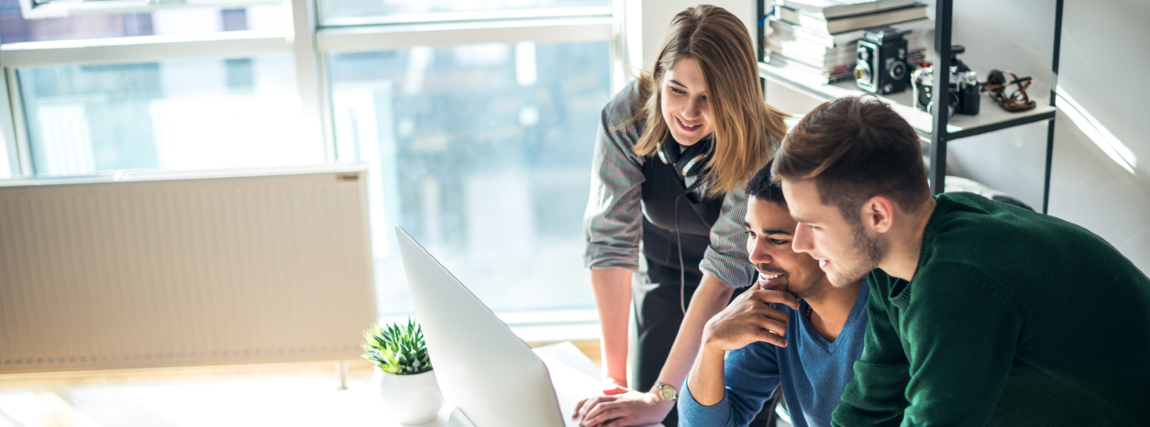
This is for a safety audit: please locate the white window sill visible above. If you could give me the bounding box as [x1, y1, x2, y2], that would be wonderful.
[379, 309, 601, 345]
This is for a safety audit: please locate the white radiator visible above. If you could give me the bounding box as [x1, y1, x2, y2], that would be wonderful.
[0, 165, 377, 374]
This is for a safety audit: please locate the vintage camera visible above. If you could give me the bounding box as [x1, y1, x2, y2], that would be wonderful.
[911, 45, 981, 117]
[854, 28, 909, 94]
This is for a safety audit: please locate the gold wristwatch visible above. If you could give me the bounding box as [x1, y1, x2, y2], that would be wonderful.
[653, 381, 678, 402]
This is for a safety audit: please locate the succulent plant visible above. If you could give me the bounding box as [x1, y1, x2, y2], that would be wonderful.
[363, 318, 433, 375]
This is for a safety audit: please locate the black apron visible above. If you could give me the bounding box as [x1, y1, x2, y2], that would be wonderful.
[631, 147, 724, 427]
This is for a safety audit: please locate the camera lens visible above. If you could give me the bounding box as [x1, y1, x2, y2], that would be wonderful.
[854, 63, 871, 84]
[889, 62, 906, 81]
[926, 98, 957, 118]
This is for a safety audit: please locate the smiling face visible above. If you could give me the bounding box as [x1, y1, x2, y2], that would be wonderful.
[745, 196, 829, 300]
[659, 57, 714, 147]
[782, 179, 883, 287]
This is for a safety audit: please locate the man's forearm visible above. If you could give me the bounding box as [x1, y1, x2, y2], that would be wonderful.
[686, 344, 727, 406]
[590, 267, 634, 385]
[657, 273, 735, 391]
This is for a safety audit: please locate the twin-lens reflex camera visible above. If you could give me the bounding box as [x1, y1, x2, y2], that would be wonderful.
[854, 28, 909, 95]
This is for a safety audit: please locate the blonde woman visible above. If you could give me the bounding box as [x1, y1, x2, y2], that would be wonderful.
[578, 5, 789, 426]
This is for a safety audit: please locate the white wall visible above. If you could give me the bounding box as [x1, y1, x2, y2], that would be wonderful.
[629, 0, 758, 73]
[765, 0, 1150, 273]
[950, 0, 1150, 274]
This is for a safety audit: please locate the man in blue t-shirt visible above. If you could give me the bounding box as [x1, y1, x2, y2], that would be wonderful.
[678, 163, 869, 427]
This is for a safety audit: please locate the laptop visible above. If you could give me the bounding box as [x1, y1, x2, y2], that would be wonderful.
[397, 226, 636, 427]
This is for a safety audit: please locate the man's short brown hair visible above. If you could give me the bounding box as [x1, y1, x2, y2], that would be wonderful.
[770, 95, 931, 222]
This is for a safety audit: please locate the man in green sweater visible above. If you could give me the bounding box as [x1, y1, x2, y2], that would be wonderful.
[769, 95, 1150, 426]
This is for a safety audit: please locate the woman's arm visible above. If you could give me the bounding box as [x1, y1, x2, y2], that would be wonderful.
[577, 273, 734, 427]
[655, 273, 734, 396]
[590, 267, 634, 387]
[580, 184, 758, 426]
[583, 82, 646, 382]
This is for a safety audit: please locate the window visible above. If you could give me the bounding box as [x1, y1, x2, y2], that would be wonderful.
[328, 41, 609, 316]
[10, 0, 282, 25]
[0, 0, 284, 44]
[0, 119, 11, 179]
[20, 56, 319, 175]
[0, 0, 615, 334]
[319, 0, 610, 26]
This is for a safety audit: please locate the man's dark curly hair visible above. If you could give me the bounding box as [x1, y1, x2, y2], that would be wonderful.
[746, 160, 786, 205]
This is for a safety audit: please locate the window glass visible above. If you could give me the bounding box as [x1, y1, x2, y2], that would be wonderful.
[0, 123, 10, 179]
[328, 41, 610, 315]
[320, 0, 608, 26]
[19, 54, 323, 175]
[0, 0, 283, 45]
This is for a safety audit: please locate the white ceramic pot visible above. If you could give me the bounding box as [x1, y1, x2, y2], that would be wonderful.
[373, 367, 445, 425]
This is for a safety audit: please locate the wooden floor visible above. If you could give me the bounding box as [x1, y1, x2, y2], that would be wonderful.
[0, 341, 602, 427]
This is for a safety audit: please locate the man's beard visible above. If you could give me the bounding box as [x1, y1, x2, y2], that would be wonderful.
[829, 220, 884, 287]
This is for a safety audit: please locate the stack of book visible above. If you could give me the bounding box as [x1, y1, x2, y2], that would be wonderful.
[766, 0, 933, 83]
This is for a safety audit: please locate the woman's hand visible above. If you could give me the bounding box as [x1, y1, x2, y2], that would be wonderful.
[602, 377, 628, 395]
[573, 389, 672, 427]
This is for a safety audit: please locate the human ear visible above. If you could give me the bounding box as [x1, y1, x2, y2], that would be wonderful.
[861, 196, 894, 234]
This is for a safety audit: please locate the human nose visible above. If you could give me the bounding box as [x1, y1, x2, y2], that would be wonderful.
[748, 237, 772, 264]
[792, 224, 814, 254]
[682, 97, 702, 120]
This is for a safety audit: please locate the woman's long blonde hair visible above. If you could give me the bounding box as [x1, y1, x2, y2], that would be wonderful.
[629, 4, 789, 197]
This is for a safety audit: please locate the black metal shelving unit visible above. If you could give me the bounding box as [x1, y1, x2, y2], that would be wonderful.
[758, 0, 1065, 213]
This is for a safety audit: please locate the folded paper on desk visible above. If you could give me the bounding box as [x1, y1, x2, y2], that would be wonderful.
[537, 342, 611, 424]
[446, 408, 476, 427]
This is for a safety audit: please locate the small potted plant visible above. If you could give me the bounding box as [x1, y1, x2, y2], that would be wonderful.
[363, 318, 444, 424]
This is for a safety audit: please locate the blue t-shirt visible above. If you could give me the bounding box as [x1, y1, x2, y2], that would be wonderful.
[679, 280, 870, 427]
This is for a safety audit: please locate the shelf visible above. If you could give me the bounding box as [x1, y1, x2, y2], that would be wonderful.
[759, 61, 1056, 141]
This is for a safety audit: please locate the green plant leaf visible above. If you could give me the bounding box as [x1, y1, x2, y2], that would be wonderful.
[360, 317, 434, 375]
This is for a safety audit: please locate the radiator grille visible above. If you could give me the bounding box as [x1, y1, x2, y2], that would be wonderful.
[0, 167, 376, 373]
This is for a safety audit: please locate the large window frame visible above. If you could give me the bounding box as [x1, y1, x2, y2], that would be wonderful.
[16, 0, 280, 20]
[0, 0, 624, 341]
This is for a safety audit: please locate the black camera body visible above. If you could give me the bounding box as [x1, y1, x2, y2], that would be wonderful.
[911, 45, 981, 117]
[854, 28, 909, 94]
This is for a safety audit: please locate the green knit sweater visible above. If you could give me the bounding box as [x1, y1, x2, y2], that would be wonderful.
[831, 192, 1150, 426]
